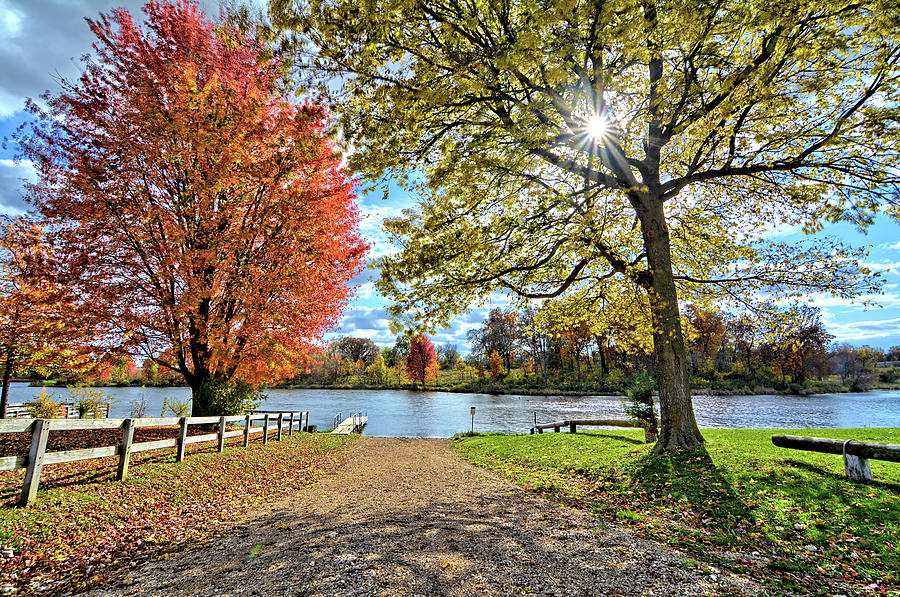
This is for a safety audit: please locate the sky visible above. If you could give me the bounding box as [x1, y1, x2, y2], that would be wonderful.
[1, 0, 899, 353]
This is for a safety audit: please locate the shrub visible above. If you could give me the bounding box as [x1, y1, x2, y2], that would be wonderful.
[160, 396, 191, 417]
[68, 385, 111, 418]
[786, 382, 804, 395]
[849, 376, 871, 392]
[26, 387, 62, 419]
[605, 368, 626, 390]
[129, 395, 149, 418]
[625, 373, 658, 441]
[197, 378, 262, 416]
[878, 367, 899, 383]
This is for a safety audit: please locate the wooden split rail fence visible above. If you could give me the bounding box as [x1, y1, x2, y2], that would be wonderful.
[5, 402, 111, 419]
[0, 410, 309, 507]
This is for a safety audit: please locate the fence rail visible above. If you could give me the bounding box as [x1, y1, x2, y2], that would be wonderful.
[5, 402, 111, 419]
[0, 410, 309, 507]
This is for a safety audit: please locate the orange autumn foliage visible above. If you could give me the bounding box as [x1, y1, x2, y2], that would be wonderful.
[17, 1, 366, 414]
[0, 220, 97, 418]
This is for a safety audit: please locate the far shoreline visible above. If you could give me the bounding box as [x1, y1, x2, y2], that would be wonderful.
[20, 378, 900, 398]
[269, 382, 900, 397]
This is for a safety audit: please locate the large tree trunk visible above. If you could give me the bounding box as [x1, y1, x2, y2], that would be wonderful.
[0, 350, 14, 419]
[189, 374, 212, 417]
[597, 337, 609, 376]
[184, 363, 218, 418]
[638, 198, 704, 452]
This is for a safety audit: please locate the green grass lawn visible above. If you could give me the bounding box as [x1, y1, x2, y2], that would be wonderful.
[453, 428, 900, 595]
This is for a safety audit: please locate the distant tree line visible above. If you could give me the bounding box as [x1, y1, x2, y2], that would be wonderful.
[282, 304, 900, 394]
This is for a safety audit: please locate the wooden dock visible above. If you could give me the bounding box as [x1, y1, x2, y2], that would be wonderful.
[331, 413, 367, 435]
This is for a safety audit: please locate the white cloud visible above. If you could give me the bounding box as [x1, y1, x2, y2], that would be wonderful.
[354, 281, 378, 300]
[1, 4, 25, 38]
[806, 292, 900, 309]
[0, 158, 34, 215]
[825, 317, 900, 343]
[760, 222, 803, 239]
[325, 305, 396, 346]
[861, 261, 900, 276]
[356, 203, 406, 260]
[0, 0, 263, 117]
[324, 302, 487, 352]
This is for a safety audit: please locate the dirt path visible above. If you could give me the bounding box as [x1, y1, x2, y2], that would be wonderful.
[92, 438, 752, 596]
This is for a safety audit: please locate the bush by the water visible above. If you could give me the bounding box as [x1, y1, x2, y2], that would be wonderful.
[625, 373, 657, 437]
[26, 387, 62, 419]
[161, 396, 191, 417]
[68, 386, 112, 418]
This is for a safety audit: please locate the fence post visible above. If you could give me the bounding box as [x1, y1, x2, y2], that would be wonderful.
[218, 416, 226, 452]
[263, 414, 270, 445]
[305, 411, 310, 432]
[243, 414, 251, 447]
[277, 413, 284, 441]
[116, 418, 136, 481]
[176, 417, 189, 462]
[20, 419, 51, 507]
[289, 412, 294, 436]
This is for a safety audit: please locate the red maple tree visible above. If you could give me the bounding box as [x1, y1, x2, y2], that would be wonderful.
[406, 334, 438, 385]
[17, 0, 367, 415]
[0, 219, 96, 418]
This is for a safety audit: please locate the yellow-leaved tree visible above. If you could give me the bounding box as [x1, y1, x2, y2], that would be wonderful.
[278, 0, 900, 451]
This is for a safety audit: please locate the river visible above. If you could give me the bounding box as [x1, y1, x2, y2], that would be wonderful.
[6, 383, 899, 436]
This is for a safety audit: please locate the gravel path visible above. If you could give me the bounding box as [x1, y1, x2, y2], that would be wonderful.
[92, 437, 753, 596]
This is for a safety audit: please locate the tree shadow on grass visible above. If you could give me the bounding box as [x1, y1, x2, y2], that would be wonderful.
[780, 458, 900, 492]
[581, 431, 646, 445]
[0, 434, 269, 506]
[0, 450, 184, 504]
[624, 446, 756, 528]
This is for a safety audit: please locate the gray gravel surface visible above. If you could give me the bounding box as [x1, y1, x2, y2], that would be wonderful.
[89, 437, 755, 596]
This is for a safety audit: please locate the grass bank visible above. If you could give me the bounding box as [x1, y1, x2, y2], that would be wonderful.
[0, 432, 355, 596]
[453, 428, 899, 595]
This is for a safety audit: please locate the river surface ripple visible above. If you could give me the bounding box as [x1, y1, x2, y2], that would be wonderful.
[7, 383, 899, 437]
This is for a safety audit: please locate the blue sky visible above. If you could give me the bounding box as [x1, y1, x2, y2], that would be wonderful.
[2, 0, 899, 353]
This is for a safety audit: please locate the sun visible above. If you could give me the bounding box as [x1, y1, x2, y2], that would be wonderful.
[586, 114, 608, 139]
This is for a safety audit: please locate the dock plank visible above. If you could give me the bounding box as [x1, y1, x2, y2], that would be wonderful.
[331, 415, 368, 435]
